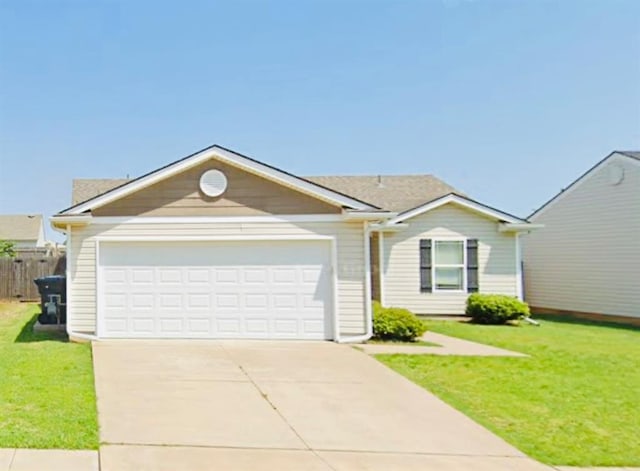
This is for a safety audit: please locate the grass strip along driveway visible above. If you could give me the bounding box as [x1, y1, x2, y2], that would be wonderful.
[0, 302, 98, 449]
[377, 315, 640, 467]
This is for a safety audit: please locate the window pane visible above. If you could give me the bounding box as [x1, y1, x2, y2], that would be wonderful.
[435, 241, 463, 265]
[435, 267, 463, 290]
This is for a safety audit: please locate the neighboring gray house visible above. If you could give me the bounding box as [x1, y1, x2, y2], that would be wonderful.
[0, 214, 46, 249]
[523, 151, 640, 321]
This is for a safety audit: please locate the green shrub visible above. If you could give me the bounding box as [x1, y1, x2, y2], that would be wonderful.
[465, 293, 530, 325]
[372, 300, 384, 316]
[372, 303, 427, 341]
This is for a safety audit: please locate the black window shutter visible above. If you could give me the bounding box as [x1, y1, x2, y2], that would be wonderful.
[467, 239, 479, 293]
[419, 239, 432, 292]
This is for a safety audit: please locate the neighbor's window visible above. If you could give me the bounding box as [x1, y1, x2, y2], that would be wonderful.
[433, 240, 465, 290]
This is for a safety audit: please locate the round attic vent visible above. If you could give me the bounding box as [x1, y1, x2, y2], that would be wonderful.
[199, 170, 228, 197]
[608, 165, 624, 186]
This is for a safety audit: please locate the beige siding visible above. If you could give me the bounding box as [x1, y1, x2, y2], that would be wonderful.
[67, 220, 367, 336]
[523, 155, 640, 318]
[382, 204, 518, 315]
[93, 159, 340, 217]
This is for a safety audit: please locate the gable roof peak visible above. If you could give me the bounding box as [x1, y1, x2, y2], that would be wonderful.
[59, 144, 378, 215]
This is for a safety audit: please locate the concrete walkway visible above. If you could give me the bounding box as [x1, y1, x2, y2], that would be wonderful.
[358, 331, 528, 356]
[93, 340, 547, 470]
[0, 449, 98, 471]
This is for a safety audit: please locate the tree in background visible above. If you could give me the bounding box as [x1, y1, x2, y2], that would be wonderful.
[0, 240, 16, 257]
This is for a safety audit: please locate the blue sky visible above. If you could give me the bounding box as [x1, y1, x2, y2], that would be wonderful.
[1, 0, 638, 241]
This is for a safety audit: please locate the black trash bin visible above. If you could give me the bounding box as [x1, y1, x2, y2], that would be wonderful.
[33, 275, 67, 324]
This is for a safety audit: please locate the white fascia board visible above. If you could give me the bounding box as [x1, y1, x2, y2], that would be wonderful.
[369, 222, 409, 232]
[90, 214, 349, 225]
[388, 194, 525, 225]
[529, 152, 640, 221]
[342, 211, 398, 221]
[498, 223, 545, 233]
[94, 234, 335, 242]
[62, 146, 376, 215]
[50, 215, 92, 226]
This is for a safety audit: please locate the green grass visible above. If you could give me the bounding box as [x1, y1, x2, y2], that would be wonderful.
[0, 302, 98, 449]
[376, 315, 640, 466]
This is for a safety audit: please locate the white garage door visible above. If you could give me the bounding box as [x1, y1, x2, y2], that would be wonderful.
[98, 240, 333, 339]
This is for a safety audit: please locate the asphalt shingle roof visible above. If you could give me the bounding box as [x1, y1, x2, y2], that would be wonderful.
[618, 150, 640, 160]
[72, 179, 131, 205]
[0, 214, 43, 241]
[71, 174, 460, 213]
[305, 175, 459, 212]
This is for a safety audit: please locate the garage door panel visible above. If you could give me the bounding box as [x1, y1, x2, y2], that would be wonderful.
[244, 269, 267, 283]
[159, 318, 183, 333]
[159, 269, 182, 284]
[99, 241, 333, 339]
[216, 268, 240, 283]
[105, 293, 127, 309]
[131, 318, 154, 334]
[131, 293, 154, 310]
[131, 269, 154, 284]
[105, 268, 127, 284]
[105, 318, 127, 334]
[186, 293, 211, 309]
[159, 293, 182, 309]
[302, 319, 325, 334]
[187, 318, 211, 333]
[187, 269, 210, 283]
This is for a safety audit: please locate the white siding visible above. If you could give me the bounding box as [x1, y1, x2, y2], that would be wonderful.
[67, 220, 367, 336]
[523, 154, 640, 318]
[382, 204, 518, 315]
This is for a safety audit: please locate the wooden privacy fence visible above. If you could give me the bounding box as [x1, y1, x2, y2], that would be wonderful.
[0, 254, 66, 300]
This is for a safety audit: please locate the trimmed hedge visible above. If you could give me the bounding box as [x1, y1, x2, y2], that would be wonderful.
[465, 293, 530, 325]
[372, 301, 427, 341]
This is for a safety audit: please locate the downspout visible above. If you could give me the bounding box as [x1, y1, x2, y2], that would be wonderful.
[515, 232, 523, 301]
[337, 221, 374, 343]
[516, 230, 541, 327]
[50, 222, 98, 342]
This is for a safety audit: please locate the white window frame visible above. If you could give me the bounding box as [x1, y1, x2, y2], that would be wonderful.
[432, 238, 467, 293]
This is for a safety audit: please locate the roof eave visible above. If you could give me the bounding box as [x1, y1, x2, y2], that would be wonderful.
[342, 210, 398, 221]
[498, 222, 545, 233]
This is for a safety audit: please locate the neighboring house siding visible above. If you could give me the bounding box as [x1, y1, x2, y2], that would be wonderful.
[12, 240, 39, 249]
[523, 156, 640, 318]
[382, 204, 517, 314]
[92, 160, 340, 217]
[67, 221, 367, 335]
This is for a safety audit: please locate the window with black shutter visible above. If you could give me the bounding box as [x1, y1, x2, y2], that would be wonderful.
[421, 239, 479, 292]
[466, 239, 479, 293]
[419, 239, 432, 292]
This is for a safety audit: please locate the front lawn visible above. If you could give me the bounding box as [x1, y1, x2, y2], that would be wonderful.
[0, 302, 98, 449]
[376, 315, 640, 466]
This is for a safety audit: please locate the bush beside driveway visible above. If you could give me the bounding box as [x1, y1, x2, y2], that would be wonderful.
[0, 302, 98, 449]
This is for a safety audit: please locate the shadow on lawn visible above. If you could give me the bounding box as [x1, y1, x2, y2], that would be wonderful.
[14, 313, 68, 343]
[533, 313, 640, 333]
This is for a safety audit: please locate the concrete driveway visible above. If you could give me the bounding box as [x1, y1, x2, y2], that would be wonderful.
[93, 340, 551, 470]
